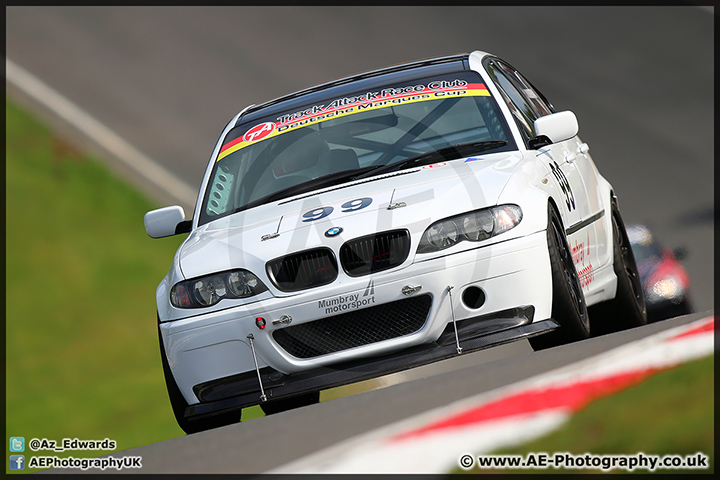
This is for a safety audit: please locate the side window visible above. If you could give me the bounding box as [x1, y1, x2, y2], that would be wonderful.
[486, 59, 554, 142]
[487, 61, 535, 139]
[499, 62, 554, 118]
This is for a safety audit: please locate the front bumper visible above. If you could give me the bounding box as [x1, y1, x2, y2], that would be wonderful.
[187, 314, 558, 421]
[160, 229, 553, 412]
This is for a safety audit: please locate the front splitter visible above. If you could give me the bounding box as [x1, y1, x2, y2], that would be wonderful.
[185, 318, 559, 422]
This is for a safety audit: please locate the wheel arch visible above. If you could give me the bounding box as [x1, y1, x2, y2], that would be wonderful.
[547, 196, 564, 229]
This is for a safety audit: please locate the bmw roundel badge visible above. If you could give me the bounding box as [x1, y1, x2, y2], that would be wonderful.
[325, 227, 343, 237]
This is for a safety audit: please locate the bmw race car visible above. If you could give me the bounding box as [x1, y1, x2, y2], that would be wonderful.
[144, 51, 647, 433]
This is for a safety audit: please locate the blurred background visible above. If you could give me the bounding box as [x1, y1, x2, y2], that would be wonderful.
[5, 5, 713, 472]
[7, 6, 712, 310]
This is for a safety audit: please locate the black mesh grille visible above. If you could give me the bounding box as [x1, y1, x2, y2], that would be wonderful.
[272, 294, 432, 358]
[267, 248, 338, 292]
[340, 229, 410, 277]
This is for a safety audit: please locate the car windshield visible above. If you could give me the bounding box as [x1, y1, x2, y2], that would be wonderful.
[199, 70, 515, 225]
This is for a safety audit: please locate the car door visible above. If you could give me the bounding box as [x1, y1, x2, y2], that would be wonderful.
[485, 58, 607, 286]
[560, 133, 609, 271]
[487, 59, 597, 223]
[502, 64, 608, 273]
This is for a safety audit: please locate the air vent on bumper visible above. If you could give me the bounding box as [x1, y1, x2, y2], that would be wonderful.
[272, 294, 432, 358]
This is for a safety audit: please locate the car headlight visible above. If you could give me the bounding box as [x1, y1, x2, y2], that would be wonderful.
[646, 274, 685, 303]
[417, 204, 522, 253]
[170, 269, 268, 308]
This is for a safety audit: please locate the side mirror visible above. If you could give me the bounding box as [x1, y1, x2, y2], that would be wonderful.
[530, 111, 579, 148]
[144, 206, 191, 238]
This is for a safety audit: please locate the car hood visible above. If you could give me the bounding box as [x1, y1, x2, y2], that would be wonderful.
[178, 152, 524, 280]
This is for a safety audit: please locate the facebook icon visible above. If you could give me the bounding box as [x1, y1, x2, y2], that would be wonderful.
[10, 455, 25, 470]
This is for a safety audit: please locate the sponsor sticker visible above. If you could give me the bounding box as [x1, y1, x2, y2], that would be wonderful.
[422, 162, 446, 169]
[242, 122, 276, 143]
[318, 280, 376, 315]
[572, 231, 594, 289]
[218, 80, 490, 161]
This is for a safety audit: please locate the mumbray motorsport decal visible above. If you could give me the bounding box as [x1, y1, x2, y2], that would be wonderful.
[218, 80, 490, 161]
[318, 279, 376, 315]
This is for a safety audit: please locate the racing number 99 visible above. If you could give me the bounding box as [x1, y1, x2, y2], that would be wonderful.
[301, 197, 373, 222]
[341, 197, 372, 212]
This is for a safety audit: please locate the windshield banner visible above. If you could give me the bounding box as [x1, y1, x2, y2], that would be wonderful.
[218, 80, 489, 161]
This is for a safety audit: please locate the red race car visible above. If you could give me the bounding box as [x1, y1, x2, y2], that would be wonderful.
[626, 224, 693, 321]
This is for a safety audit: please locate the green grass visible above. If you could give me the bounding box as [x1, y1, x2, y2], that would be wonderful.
[4, 98, 361, 473]
[458, 354, 714, 474]
[5, 100, 189, 473]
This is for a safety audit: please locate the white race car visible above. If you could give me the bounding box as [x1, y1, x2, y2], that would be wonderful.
[145, 51, 646, 433]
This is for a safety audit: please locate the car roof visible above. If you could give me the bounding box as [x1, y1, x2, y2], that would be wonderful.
[236, 52, 487, 127]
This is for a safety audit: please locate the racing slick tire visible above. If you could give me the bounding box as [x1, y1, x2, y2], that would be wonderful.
[158, 323, 241, 434]
[529, 205, 590, 350]
[588, 199, 647, 335]
[260, 391, 321, 416]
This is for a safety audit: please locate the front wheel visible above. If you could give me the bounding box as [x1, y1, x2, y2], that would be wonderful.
[588, 199, 647, 335]
[530, 205, 590, 350]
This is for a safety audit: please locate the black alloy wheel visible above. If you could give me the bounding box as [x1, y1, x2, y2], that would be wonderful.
[588, 199, 647, 335]
[530, 205, 590, 350]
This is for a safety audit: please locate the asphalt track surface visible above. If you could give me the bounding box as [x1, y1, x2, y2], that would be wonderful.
[6, 6, 714, 474]
[48, 314, 715, 474]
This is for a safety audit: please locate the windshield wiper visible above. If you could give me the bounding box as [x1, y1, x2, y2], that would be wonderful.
[232, 165, 381, 213]
[353, 140, 508, 180]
